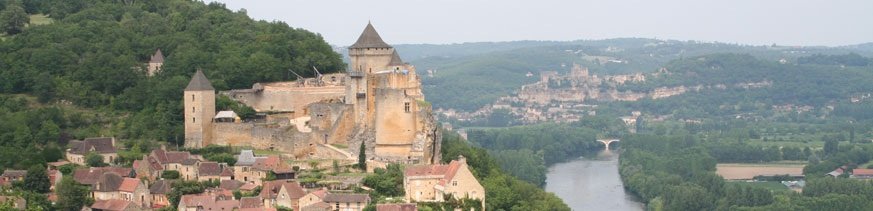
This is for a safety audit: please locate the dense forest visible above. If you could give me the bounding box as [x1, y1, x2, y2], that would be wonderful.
[0, 0, 343, 152]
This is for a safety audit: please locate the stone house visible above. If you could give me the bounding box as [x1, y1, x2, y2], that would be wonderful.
[90, 172, 151, 208]
[118, 178, 151, 208]
[146, 149, 201, 181]
[260, 180, 307, 210]
[298, 188, 328, 210]
[66, 137, 118, 165]
[376, 203, 418, 211]
[403, 155, 484, 208]
[0, 170, 26, 187]
[234, 150, 293, 185]
[322, 193, 370, 211]
[73, 167, 135, 186]
[197, 162, 233, 182]
[149, 180, 173, 209]
[177, 194, 237, 211]
[88, 199, 141, 211]
[132, 154, 163, 181]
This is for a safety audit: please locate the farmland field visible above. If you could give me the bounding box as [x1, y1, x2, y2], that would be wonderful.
[716, 163, 805, 180]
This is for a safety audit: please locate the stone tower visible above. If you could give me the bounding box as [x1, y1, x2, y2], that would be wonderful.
[184, 69, 215, 149]
[347, 22, 397, 126]
[147, 49, 164, 76]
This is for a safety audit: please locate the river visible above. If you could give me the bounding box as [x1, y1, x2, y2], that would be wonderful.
[545, 150, 645, 211]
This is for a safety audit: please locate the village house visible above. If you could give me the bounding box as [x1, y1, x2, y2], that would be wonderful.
[149, 180, 173, 209]
[0, 170, 26, 187]
[376, 203, 418, 211]
[132, 154, 163, 181]
[66, 137, 118, 165]
[234, 150, 294, 185]
[240, 196, 274, 211]
[0, 196, 26, 210]
[197, 162, 233, 182]
[73, 167, 135, 186]
[403, 155, 485, 208]
[323, 193, 371, 211]
[141, 149, 201, 181]
[88, 199, 141, 211]
[298, 188, 328, 210]
[177, 191, 237, 211]
[850, 168, 873, 179]
[260, 180, 307, 210]
[90, 172, 151, 208]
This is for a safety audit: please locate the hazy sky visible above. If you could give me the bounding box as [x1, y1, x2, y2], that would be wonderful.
[210, 0, 873, 47]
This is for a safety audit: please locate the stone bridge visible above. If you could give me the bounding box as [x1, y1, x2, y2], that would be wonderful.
[597, 139, 620, 150]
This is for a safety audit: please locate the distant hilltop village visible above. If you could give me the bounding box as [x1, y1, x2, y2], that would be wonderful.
[441, 64, 773, 125]
[182, 23, 441, 166]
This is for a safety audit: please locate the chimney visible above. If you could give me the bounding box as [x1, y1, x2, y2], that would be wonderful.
[457, 155, 466, 165]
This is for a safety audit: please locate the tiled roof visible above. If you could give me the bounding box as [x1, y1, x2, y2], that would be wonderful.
[236, 150, 257, 166]
[165, 151, 192, 164]
[376, 203, 418, 211]
[260, 181, 306, 199]
[1, 170, 26, 178]
[388, 50, 404, 66]
[300, 202, 331, 211]
[68, 137, 116, 155]
[150, 180, 173, 194]
[219, 180, 244, 191]
[91, 199, 133, 211]
[150, 49, 165, 63]
[198, 162, 222, 176]
[74, 167, 133, 185]
[404, 160, 463, 186]
[853, 168, 873, 176]
[239, 183, 258, 191]
[185, 69, 214, 91]
[220, 167, 234, 177]
[181, 158, 200, 166]
[239, 196, 263, 208]
[118, 178, 140, 192]
[253, 156, 280, 171]
[349, 22, 392, 49]
[94, 172, 124, 192]
[323, 193, 370, 203]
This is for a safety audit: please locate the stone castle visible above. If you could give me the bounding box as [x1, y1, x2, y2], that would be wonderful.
[183, 23, 441, 165]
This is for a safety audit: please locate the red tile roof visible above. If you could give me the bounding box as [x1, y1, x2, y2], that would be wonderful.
[90, 199, 134, 211]
[260, 181, 306, 200]
[118, 178, 140, 192]
[404, 160, 463, 186]
[239, 196, 263, 208]
[854, 168, 873, 176]
[376, 203, 418, 211]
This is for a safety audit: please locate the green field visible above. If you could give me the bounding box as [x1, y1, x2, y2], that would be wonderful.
[727, 181, 790, 191]
[28, 14, 53, 26]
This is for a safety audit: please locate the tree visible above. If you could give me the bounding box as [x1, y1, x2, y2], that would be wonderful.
[23, 164, 50, 193]
[0, 0, 28, 35]
[824, 139, 838, 156]
[85, 153, 106, 167]
[162, 170, 180, 179]
[56, 177, 93, 211]
[358, 141, 367, 170]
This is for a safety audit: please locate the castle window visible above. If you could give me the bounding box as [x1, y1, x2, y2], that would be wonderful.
[192, 94, 195, 101]
[404, 102, 411, 113]
[452, 181, 458, 186]
[192, 107, 195, 113]
[193, 117, 196, 123]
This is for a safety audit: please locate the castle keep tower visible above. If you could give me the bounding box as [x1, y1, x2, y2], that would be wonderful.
[184, 70, 215, 148]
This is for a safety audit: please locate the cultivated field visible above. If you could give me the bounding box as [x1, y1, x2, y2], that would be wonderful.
[716, 163, 805, 180]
